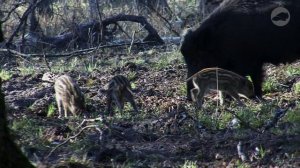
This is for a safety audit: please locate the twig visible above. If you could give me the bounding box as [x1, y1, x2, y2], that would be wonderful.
[0, 41, 157, 58]
[128, 31, 136, 54]
[77, 116, 103, 129]
[43, 54, 51, 72]
[237, 141, 247, 161]
[45, 125, 99, 159]
[0, 2, 26, 23]
[115, 22, 132, 40]
[140, 1, 179, 36]
[155, 134, 177, 142]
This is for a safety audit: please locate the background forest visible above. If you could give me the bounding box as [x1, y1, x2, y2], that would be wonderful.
[0, 0, 299, 167]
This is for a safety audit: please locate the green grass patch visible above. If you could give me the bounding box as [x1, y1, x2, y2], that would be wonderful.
[151, 51, 183, 70]
[217, 112, 234, 129]
[0, 69, 12, 80]
[285, 66, 300, 77]
[47, 103, 56, 117]
[284, 107, 300, 123]
[127, 71, 137, 81]
[52, 59, 79, 73]
[197, 110, 220, 130]
[84, 62, 99, 72]
[50, 57, 98, 73]
[12, 118, 41, 133]
[131, 57, 145, 65]
[178, 83, 187, 97]
[237, 102, 276, 128]
[11, 117, 45, 144]
[263, 78, 279, 93]
[235, 160, 251, 168]
[181, 160, 197, 168]
[106, 103, 142, 122]
[293, 82, 300, 94]
[17, 66, 36, 76]
[195, 101, 278, 131]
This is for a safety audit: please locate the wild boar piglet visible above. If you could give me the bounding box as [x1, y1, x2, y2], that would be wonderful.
[106, 75, 138, 116]
[54, 75, 85, 118]
[187, 67, 254, 108]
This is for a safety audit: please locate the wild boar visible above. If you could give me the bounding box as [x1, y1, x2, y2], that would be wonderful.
[187, 67, 254, 108]
[106, 75, 138, 116]
[180, 0, 300, 99]
[54, 75, 85, 118]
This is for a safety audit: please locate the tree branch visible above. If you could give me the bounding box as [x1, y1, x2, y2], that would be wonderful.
[6, 0, 47, 47]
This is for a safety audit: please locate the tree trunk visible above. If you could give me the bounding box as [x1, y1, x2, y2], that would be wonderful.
[16, 14, 164, 51]
[0, 78, 35, 168]
[88, 0, 99, 21]
[28, 0, 41, 32]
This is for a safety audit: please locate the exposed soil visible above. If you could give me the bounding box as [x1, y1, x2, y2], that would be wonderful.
[1, 48, 300, 167]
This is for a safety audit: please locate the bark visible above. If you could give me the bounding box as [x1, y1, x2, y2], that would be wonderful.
[102, 14, 164, 44]
[29, 0, 38, 32]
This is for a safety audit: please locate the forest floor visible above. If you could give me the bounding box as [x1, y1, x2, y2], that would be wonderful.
[1, 45, 300, 167]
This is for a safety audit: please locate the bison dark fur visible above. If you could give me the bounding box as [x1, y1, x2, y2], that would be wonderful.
[181, 0, 300, 99]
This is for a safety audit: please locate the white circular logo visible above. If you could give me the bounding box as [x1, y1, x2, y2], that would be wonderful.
[271, 7, 290, 27]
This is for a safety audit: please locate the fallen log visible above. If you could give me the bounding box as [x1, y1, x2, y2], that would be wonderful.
[14, 14, 164, 52]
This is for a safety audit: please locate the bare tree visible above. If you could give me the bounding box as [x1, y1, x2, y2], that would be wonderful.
[198, 0, 223, 18]
[136, 0, 172, 19]
[88, 0, 99, 21]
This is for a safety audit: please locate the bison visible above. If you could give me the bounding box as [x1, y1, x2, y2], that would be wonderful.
[181, 0, 300, 99]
